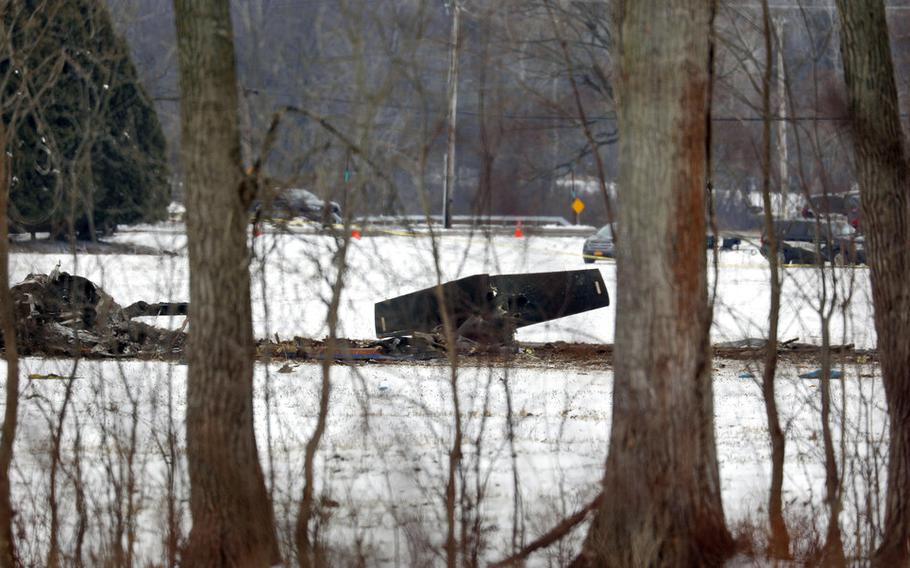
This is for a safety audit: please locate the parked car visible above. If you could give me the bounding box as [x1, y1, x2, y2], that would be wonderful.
[257, 188, 342, 226]
[582, 224, 615, 263]
[761, 219, 865, 266]
[801, 191, 861, 230]
[706, 233, 742, 250]
[584, 225, 740, 263]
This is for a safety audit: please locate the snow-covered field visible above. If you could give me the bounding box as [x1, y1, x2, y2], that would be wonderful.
[10, 227, 876, 348]
[12, 356, 887, 565]
[3, 227, 886, 564]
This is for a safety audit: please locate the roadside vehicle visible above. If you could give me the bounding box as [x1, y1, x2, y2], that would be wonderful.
[582, 224, 615, 263]
[257, 187, 343, 227]
[761, 218, 865, 266]
[706, 233, 742, 250]
[801, 191, 861, 230]
[584, 225, 743, 263]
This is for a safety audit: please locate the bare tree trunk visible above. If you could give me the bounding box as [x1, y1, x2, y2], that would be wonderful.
[45, 371, 77, 568]
[296, 238, 350, 567]
[0, 125, 19, 568]
[819, 320, 846, 566]
[759, 2, 790, 559]
[172, 1, 280, 565]
[835, 1, 910, 565]
[575, 1, 733, 565]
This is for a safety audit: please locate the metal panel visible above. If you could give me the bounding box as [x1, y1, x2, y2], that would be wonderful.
[374, 274, 490, 337]
[490, 269, 610, 328]
[374, 269, 609, 339]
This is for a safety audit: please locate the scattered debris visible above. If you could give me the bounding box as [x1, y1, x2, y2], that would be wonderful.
[715, 337, 799, 350]
[259, 335, 445, 362]
[717, 338, 769, 349]
[799, 368, 845, 379]
[257, 335, 869, 369]
[27, 373, 78, 381]
[1, 272, 876, 370]
[4, 270, 186, 358]
[10, 239, 177, 256]
[714, 337, 863, 361]
[319, 496, 341, 509]
[123, 301, 188, 318]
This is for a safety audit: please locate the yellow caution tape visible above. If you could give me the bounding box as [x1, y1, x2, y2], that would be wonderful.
[264, 218, 868, 270]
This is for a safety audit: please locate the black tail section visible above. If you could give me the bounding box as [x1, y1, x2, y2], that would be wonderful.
[374, 269, 610, 339]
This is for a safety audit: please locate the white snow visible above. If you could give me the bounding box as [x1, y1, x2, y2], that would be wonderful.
[2, 227, 885, 564]
[6, 357, 886, 565]
[10, 229, 877, 348]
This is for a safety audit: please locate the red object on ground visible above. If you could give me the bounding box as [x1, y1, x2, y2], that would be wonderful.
[514, 222, 524, 238]
[351, 229, 362, 240]
[253, 224, 262, 238]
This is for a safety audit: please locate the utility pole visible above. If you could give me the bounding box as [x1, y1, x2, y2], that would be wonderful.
[442, 0, 461, 229]
[776, 17, 789, 217]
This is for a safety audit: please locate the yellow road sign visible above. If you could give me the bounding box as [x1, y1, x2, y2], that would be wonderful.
[571, 197, 585, 214]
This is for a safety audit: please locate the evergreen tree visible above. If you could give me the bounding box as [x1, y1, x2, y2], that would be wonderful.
[4, 0, 169, 239]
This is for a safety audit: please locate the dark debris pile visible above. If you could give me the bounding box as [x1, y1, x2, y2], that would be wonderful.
[0, 272, 873, 368]
[5, 270, 186, 358]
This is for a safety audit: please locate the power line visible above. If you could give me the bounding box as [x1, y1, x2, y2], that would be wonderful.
[238, 88, 910, 124]
[726, 2, 910, 11]
[260, 0, 910, 9]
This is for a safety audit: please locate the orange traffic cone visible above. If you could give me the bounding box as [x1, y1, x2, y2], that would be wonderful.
[513, 221, 524, 238]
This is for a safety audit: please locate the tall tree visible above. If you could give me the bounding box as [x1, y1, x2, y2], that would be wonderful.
[759, 1, 790, 558]
[172, 0, 280, 565]
[7, 0, 169, 239]
[0, 3, 67, 561]
[0, 123, 19, 568]
[835, 1, 910, 565]
[575, 1, 734, 565]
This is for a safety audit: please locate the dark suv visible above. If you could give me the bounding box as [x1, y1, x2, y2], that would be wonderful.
[761, 219, 865, 266]
[583, 224, 743, 263]
[801, 191, 861, 230]
[257, 188, 343, 227]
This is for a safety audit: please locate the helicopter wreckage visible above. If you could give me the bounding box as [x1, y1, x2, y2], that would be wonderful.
[1, 268, 611, 361]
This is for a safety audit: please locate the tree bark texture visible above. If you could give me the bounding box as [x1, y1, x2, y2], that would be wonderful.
[835, 1, 910, 565]
[172, 1, 280, 565]
[576, 1, 734, 566]
[0, 125, 20, 568]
